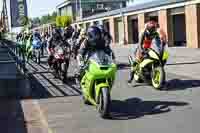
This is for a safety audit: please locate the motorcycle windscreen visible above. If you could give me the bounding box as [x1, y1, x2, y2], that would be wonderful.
[151, 38, 162, 54]
[89, 50, 113, 65]
[54, 46, 64, 56]
[150, 38, 169, 61]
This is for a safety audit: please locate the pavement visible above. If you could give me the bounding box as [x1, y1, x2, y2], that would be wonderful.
[1, 41, 200, 133]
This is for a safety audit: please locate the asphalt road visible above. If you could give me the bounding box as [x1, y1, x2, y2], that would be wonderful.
[2, 41, 200, 133]
[21, 51, 200, 133]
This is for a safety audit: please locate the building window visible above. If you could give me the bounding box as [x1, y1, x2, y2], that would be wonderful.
[97, 4, 104, 9]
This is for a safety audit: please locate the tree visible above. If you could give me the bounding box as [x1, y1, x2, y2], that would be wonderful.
[31, 11, 58, 25]
[32, 17, 40, 25]
[56, 16, 72, 28]
[56, 16, 62, 27]
[50, 12, 57, 22]
[40, 15, 49, 24]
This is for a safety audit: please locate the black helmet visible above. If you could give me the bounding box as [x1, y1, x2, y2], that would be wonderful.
[87, 26, 102, 46]
[52, 28, 62, 40]
[98, 25, 106, 36]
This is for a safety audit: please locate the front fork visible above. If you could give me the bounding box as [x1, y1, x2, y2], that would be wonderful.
[128, 55, 138, 82]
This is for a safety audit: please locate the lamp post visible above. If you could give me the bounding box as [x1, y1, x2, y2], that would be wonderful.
[79, 0, 83, 20]
[120, 3, 125, 45]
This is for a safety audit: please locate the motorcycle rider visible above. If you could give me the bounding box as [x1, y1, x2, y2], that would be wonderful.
[98, 25, 116, 60]
[63, 26, 74, 40]
[32, 30, 42, 42]
[76, 25, 115, 79]
[73, 28, 87, 59]
[47, 26, 63, 69]
[128, 17, 161, 83]
[16, 32, 23, 42]
[71, 24, 81, 41]
[41, 32, 49, 56]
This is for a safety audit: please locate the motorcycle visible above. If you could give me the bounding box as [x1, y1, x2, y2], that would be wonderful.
[16, 38, 26, 72]
[78, 50, 117, 118]
[128, 38, 169, 90]
[52, 44, 71, 82]
[32, 38, 42, 64]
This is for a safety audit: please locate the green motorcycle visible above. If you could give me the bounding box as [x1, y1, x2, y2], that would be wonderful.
[16, 39, 26, 71]
[26, 36, 33, 62]
[128, 38, 169, 90]
[79, 50, 117, 118]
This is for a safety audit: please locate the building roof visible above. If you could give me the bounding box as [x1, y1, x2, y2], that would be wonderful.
[95, 0, 126, 2]
[57, 0, 126, 8]
[77, 0, 187, 22]
[56, 0, 71, 9]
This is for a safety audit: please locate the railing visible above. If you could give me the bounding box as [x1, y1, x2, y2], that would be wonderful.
[3, 33, 27, 75]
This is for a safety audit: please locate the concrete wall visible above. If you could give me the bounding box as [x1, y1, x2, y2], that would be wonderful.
[109, 17, 116, 44]
[185, 4, 200, 48]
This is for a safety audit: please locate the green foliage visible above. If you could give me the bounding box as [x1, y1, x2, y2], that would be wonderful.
[31, 11, 57, 25]
[32, 17, 40, 24]
[56, 16, 72, 28]
[56, 16, 62, 27]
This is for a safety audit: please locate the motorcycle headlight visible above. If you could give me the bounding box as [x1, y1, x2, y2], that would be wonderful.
[57, 48, 64, 55]
[98, 55, 113, 65]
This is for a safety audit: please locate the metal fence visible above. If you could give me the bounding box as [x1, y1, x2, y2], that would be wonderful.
[3, 34, 27, 75]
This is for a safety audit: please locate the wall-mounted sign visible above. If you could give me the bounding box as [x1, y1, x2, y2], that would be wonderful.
[10, 0, 28, 27]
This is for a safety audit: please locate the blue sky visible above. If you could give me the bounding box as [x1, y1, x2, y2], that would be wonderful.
[27, 0, 64, 18]
[27, 0, 156, 18]
[2, 0, 157, 18]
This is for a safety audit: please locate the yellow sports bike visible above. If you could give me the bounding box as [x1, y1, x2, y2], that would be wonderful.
[128, 38, 169, 90]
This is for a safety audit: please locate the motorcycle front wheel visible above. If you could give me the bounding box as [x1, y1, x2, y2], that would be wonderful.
[61, 61, 69, 82]
[151, 66, 165, 90]
[97, 88, 111, 118]
[36, 50, 41, 64]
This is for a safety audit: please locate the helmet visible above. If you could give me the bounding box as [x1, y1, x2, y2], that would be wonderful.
[33, 31, 40, 37]
[98, 25, 105, 34]
[146, 21, 156, 34]
[64, 26, 73, 39]
[87, 26, 102, 46]
[80, 29, 86, 36]
[52, 28, 62, 40]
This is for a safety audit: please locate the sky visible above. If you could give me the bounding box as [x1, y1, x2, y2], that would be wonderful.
[27, 0, 64, 18]
[27, 0, 155, 18]
[0, 0, 156, 18]
[0, 0, 64, 18]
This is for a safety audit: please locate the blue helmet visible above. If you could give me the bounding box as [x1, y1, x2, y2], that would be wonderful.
[87, 26, 102, 46]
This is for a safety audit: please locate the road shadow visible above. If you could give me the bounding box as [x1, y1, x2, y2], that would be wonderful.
[28, 73, 52, 99]
[0, 100, 28, 133]
[109, 97, 189, 120]
[28, 72, 81, 99]
[23, 56, 82, 99]
[165, 79, 200, 91]
[167, 61, 200, 66]
[40, 59, 48, 65]
[117, 63, 130, 70]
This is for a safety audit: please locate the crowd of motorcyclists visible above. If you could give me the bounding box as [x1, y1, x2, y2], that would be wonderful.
[16, 23, 116, 77]
[16, 17, 167, 83]
[14, 18, 168, 117]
